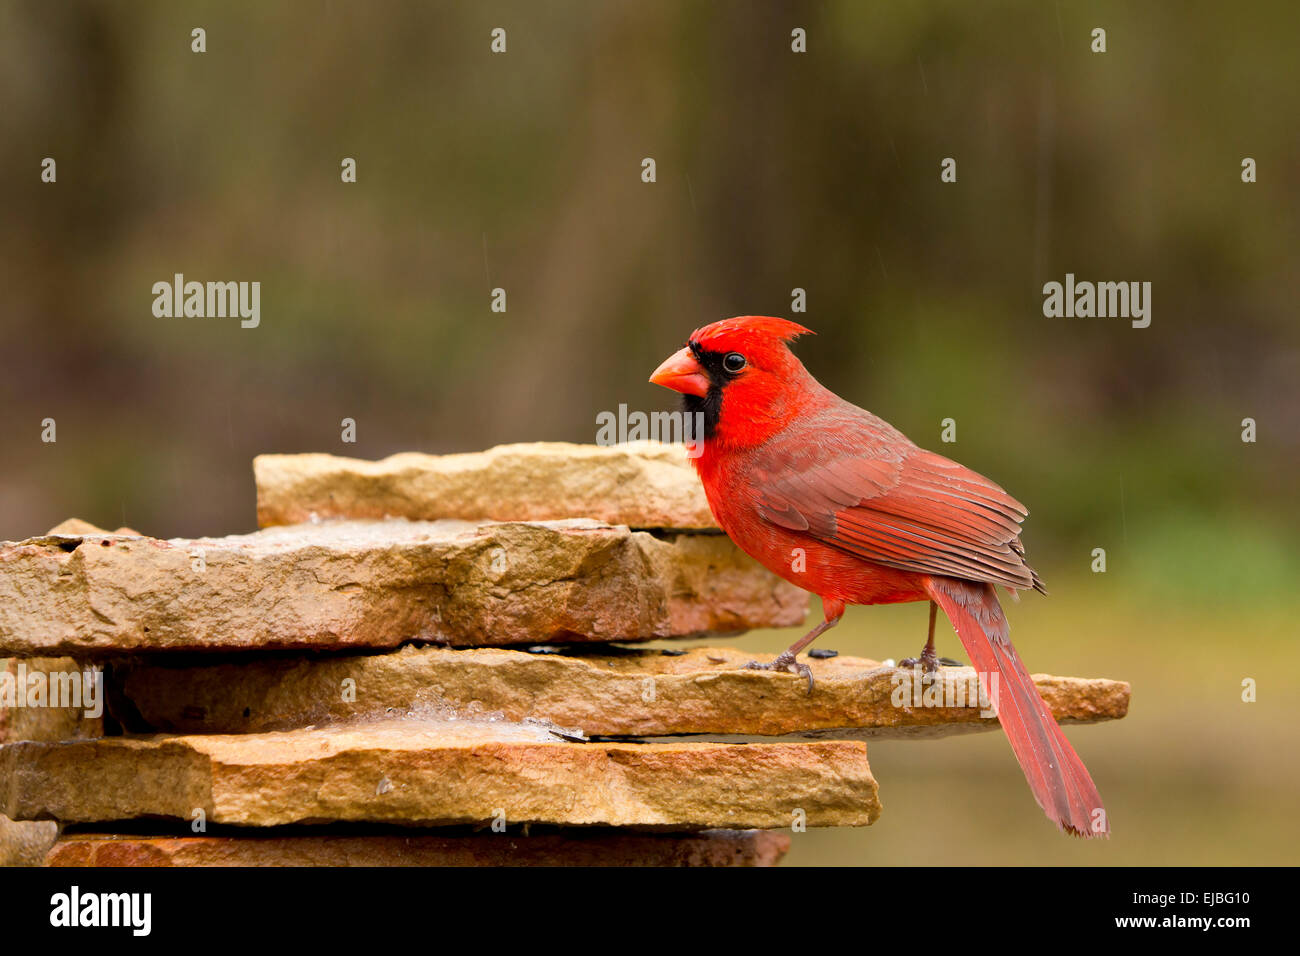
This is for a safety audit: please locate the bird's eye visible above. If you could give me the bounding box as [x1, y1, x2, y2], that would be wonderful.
[723, 352, 747, 373]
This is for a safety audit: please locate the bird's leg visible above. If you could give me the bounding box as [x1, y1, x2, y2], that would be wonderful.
[744, 610, 843, 695]
[899, 600, 941, 677]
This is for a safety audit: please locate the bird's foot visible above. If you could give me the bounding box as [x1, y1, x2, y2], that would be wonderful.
[744, 652, 815, 695]
[899, 646, 941, 681]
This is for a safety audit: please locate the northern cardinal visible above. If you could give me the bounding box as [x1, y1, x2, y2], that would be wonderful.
[650, 316, 1107, 838]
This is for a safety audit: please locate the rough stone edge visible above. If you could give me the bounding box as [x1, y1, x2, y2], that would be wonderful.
[44, 829, 790, 867]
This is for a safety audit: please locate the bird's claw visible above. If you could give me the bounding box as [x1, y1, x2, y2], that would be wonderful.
[899, 648, 942, 682]
[744, 656, 815, 695]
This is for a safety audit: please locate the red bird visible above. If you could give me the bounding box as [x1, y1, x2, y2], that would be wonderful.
[650, 316, 1107, 838]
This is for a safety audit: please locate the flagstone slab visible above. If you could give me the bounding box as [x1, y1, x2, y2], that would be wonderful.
[0, 519, 806, 656]
[0, 719, 879, 829]
[255, 441, 718, 530]
[45, 829, 790, 867]
[114, 645, 1131, 738]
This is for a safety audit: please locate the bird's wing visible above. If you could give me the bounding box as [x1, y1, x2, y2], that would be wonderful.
[751, 412, 1043, 592]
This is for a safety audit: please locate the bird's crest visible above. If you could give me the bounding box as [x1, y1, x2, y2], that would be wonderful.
[690, 316, 813, 350]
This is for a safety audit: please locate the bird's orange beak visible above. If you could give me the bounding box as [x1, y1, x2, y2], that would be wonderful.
[650, 347, 710, 397]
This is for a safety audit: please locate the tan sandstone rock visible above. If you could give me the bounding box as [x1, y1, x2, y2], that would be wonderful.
[0, 519, 806, 656]
[114, 645, 1130, 738]
[46, 518, 112, 537]
[46, 829, 790, 867]
[254, 441, 718, 530]
[0, 813, 58, 866]
[0, 655, 105, 867]
[0, 655, 102, 867]
[0, 719, 878, 829]
[1, 657, 105, 743]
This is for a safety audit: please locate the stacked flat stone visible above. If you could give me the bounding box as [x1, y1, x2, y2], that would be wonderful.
[0, 441, 1129, 867]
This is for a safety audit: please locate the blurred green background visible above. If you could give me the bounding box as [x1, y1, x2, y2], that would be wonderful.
[1, 1, 1296, 864]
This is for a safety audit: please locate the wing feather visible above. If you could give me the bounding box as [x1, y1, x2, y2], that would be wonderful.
[749, 409, 1044, 592]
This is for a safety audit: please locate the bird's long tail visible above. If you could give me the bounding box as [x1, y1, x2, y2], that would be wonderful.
[926, 576, 1108, 838]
